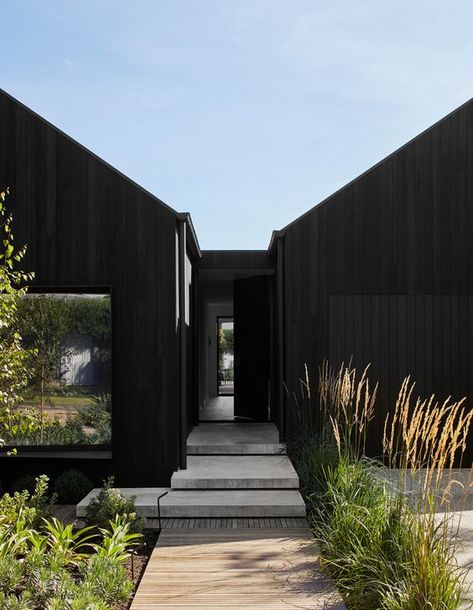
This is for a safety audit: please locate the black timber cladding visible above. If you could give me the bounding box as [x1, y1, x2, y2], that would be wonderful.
[275, 97, 473, 460]
[0, 89, 192, 486]
[2, 85, 473, 477]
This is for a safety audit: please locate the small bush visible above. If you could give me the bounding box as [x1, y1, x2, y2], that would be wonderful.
[0, 474, 54, 527]
[77, 395, 111, 430]
[0, 591, 34, 610]
[0, 557, 24, 591]
[81, 555, 134, 605]
[54, 469, 94, 504]
[84, 477, 145, 533]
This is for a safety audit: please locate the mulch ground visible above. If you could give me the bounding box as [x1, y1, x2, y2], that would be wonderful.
[119, 530, 159, 610]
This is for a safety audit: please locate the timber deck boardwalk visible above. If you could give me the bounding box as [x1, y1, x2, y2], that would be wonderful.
[130, 526, 345, 610]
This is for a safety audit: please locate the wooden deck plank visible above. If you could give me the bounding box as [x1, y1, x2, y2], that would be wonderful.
[130, 527, 345, 609]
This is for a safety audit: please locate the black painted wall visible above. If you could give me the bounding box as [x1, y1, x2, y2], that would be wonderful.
[0, 90, 182, 486]
[277, 98, 473, 460]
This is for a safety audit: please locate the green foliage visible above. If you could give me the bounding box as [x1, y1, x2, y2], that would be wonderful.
[54, 469, 94, 504]
[92, 515, 142, 562]
[85, 477, 145, 533]
[10, 291, 112, 447]
[17, 295, 72, 443]
[80, 555, 134, 605]
[0, 188, 37, 451]
[0, 590, 34, 609]
[0, 473, 138, 609]
[42, 518, 96, 567]
[76, 395, 111, 431]
[66, 296, 111, 343]
[0, 474, 54, 528]
[218, 327, 233, 353]
[290, 361, 468, 610]
[17, 296, 72, 382]
[0, 556, 23, 591]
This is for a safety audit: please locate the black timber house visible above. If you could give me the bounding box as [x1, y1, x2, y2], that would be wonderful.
[1, 89, 473, 486]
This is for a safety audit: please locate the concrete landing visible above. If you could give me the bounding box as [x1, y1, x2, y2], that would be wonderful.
[171, 455, 299, 489]
[187, 423, 285, 454]
[199, 396, 234, 421]
[130, 527, 345, 610]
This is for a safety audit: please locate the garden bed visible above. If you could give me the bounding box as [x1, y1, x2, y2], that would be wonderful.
[118, 530, 158, 610]
[50, 505, 160, 609]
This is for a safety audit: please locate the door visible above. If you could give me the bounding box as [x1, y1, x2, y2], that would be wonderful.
[233, 275, 270, 420]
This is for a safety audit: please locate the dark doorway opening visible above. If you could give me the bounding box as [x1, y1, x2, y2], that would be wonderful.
[217, 316, 234, 396]
[234, 275, 271, 421]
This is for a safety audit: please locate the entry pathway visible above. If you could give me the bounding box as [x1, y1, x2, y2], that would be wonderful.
[131, 525, 345, 610]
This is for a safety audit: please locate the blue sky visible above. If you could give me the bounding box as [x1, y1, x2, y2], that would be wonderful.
[2, 1, 473, 249]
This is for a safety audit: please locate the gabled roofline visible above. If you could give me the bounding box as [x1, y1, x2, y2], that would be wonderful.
[177, 212, 202, 259]
[0, 88, 196, 222]
[268, 95, 473, 252]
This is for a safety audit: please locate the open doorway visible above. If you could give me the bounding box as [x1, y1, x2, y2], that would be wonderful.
[197, 268, 273, 423]
[217, 316, 234, 396]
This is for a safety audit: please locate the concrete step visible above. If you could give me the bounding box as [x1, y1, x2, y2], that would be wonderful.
[171, 455, 299, 489]
[162, 490, 306, 518]
[187, 423, 286, 455]
[77, 488, 306, 518]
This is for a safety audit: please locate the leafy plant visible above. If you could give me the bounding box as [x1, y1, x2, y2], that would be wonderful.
[0, 590, 34, 609]
[0, 188, 37, 453]
[80, 555, 134, 605]
[54, 469, 94, 504]
[0, 474, 54, 528]
[77, 398, 111, 431]
[42, 518, 96, 567]
[84, 477, 145, 533]
[92, 515, 142, 562]
[0, 556, 23, 590]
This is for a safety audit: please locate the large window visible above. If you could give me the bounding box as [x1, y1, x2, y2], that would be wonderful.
[8, 291, 111, 448]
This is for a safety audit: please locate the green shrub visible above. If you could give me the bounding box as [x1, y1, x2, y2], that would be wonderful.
[0, 557, 24, 590]
[77, 395, 111, 430]
[54, 469, 94, 504]
[0, 474, 54, 527]
[68, 592, 110, 610]
[81, 555, 134, 605]
[0, 473, 140, 609]
[84, 477, 145, 533]
[26, 564, 72, 608]
[92, 515, 142, 562]
[0, 591, 34, 610]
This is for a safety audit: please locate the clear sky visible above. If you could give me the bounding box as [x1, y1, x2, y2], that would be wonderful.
[2, 1, 473, 249]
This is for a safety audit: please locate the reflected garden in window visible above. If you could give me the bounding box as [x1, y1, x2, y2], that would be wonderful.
[9, 292, 111, 447]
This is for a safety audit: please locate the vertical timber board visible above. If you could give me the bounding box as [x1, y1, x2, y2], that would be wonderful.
[0, 91, 181, 487]
[281, 99, 473, 442]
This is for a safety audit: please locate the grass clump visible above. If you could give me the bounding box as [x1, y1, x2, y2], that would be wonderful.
[289, 360, 471, 609]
